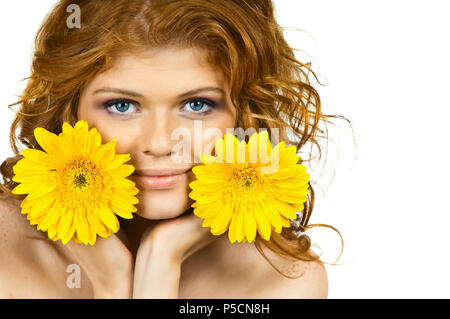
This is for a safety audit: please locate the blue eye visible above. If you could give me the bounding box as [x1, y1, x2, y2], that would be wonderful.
[103, 99, 138, 115]
[102, 97, 217, 117]
[182, 98, 216, 116]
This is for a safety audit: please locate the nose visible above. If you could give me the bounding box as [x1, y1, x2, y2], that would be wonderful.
[141, 107, 175, 157]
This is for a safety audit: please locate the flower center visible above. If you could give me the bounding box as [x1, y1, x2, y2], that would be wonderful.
[224, 165, 269, 214]
[57, 156, 112, 208]
[74, 174, 87, 188]
[230, 166, 264, 192]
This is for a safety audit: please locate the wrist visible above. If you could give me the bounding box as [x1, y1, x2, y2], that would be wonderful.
[149, 232, 184, 266]
[133, 239, 182, 299]
[145, 225, 185, 265]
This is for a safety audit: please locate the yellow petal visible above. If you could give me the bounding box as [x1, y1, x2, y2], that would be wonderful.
[261, 200, 283, 233]
[21, 148, 61, 169]
[61, 222, 76, 244]
[23, 183, 57, 201]
[277, 145, 300, 168]
[27, 194, 56, 219]
[228, 213, 238, 243]
[254, 203, 271, 240]
[201, 154, 218, 164]
[98, 139, 117, 164]
[236, 139, 246, 164]
[74, 208, 90, 245]
[202, 215, 215, 228]
[38, 201, 62, 231]
[87, 225, 97, 246]
[13, 158, 53, 174]
[105, 154, 131, 171]
[210, 203, 233, 235]
[193, 201, 220, 219]
[77, 131, 92, 157]
[190, 183, 223, 196]
[74, 120, 89, 132]
[109, 164, 135, 178]
[223, 133, 238, 164]
[12, 170, 56, 184]
[87, 209, 110, 238]
[87, 127, 102, 148]
[89, 145, 108, 163]
[188, 190, 221, 204]
[248, 132, 259, 164]
[11, 181, 55, 195]
[72, 233, 82, 244]
[58, 209, 74, 238]
[48, 222, 59, 240]
[274, 187, 310, 203]
[243, 209, 257, 243]
[208, 162, 232, 175]
[214, 136, 224, 160]
[122, 185, 139, 196]
[114, 177, 135, 188]
[99, 206, 120, 232]
[292, 201, 306, 211]
[34, 127, 62, 157]
[234, 211, 245, 242]
[280, 216, 291, 228]
[90, 137, 116, 163]
[55, 133, 75, 159]
[273, 200, 298, 220]
[191, 165, 222, 182]
[110, 198, 135, 219]
[273, 177, 309, 189]
[62, 122, 75, 135]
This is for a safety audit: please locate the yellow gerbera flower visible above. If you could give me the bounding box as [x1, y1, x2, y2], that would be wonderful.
[188, 130, 310, 243]
[11, 120, 139, 245]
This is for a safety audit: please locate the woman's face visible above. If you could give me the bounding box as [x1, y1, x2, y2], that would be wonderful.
[77, 47, 237, 219]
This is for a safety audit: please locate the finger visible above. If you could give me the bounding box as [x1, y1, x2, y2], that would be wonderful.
[141, 211, 218, 263]
[176, 212, 219, 262]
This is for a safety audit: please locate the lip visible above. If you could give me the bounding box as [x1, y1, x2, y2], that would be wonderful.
[131, 168, 192, 190]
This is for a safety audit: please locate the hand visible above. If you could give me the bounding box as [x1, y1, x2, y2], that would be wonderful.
[64, 232, 134, 299]
[145, 210, 218, 263]
[132, 210, 218, 298]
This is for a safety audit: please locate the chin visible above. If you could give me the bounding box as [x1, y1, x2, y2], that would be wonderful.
[133, 186, 193, 220]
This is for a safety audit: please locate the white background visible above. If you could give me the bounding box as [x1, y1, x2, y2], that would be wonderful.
[1, 1, 450, 298]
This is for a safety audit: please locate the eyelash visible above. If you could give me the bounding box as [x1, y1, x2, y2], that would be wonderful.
[102, 97, 217, 117]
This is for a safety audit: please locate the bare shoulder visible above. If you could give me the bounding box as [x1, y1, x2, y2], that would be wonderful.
[180, 235, 328, 299]
[0, 193, 42, 245]
[0, 193, 43, 266]
[0, 194, 93, 298]
[248, 253, 328, 299]
[281, 259, 328, 299]
[0, 193, 28, 243]
[0, 193, 48, 297]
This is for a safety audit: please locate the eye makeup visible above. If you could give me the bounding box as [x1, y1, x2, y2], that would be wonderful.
[98, 96, 221, 117]
[180, 97, 218, 116]
[101, 98, 140, 116]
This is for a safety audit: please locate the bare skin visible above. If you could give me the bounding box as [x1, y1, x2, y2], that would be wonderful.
[0, 193, 327, 298]
[0, 47, 328, 299]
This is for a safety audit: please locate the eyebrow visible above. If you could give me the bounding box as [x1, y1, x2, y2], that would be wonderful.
[93, 86, 225, 98]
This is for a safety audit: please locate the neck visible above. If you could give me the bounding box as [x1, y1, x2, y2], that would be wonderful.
[118, 214, 157, 258]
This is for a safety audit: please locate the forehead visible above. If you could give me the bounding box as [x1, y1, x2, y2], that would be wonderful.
[85, 47, 227, 94]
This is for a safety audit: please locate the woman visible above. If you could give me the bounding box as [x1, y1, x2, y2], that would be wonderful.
[0, 0, 339, 298]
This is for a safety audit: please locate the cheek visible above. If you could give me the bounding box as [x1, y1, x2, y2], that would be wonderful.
[194, 115, 236, 158]
[77, 103, 135, 152]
